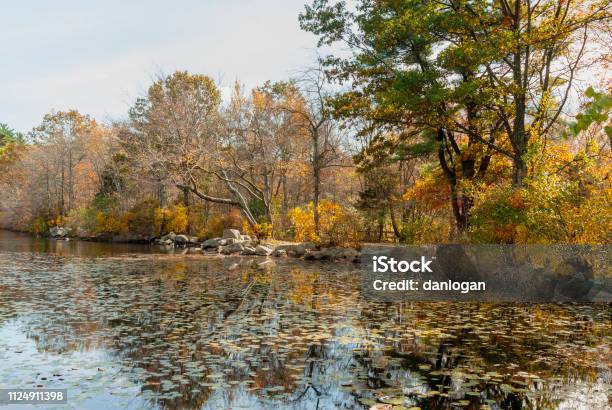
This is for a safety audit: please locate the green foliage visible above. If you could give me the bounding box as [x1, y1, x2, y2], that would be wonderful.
[0, 123, 24, 165]
[248, 198, 268, 222]
[0, 123, 24, 147]
[569, 87, 612, 139]
[470, 172, 611, 244]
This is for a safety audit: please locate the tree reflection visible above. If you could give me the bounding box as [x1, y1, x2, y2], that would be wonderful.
[0, 251, 609, 409]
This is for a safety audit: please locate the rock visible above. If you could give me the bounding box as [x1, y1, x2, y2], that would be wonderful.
[254, 245, 273, 256]
[155, 237, 174, 246]
[241, 235, 252, 241]
[274, 244, 297, 256]
[222, 229, 242, 240]
[304, 250, 325, 260]
[272, 249, 287, 257]
[75, 227, 89, 238]
[161, 232, 176, 242]
[187, 247, 202, 254]
[188, 236, 199, 244]
[49, 227, 70, 237]
[241, 246, 258, 255]
[338, 248, 360, 262]
[174, 234, 190, 245]
[275, 242, 316, 257]
[320, 247, 360, 262]
[220, 242, 245, 255]
[202, 238, 226, 249]
[225, 238, 245, 246]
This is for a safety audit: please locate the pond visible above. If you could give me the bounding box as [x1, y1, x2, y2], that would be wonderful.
[0, 230, 610, 409]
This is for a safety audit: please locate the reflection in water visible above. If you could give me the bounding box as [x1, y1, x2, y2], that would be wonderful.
[0, 231, 610, 409]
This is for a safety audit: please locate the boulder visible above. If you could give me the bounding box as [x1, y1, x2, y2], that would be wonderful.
[241, 246, 258, 256]
[272, 249, 287, 257]
[305, 247, 360, 262]
[220, 242, 245, 255]
[161, 232, 177, 242]
[202, 238, 226, 249]
[274, 244, 297, 256]
[304, 250, 325, 260]
[155, 238, 174, 246]
[49, 226, 70, 237]
[241, 235, 252, 241]
[154, 238, 174, 248]
[188, 236, 199, 244]
[254, 245, 273, 256]
[174, 234, 190, 245]
[187, 247, 203, 254]
[225, 238, 245, 246]
[339, 248, 360, 262]
[275, 242, 315, 257]
[222, 229, 242, 240]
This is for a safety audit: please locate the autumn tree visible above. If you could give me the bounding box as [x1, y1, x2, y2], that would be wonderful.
[300, 0, 611, 234]
[127, 71, 305, 231]
[0, 123, 24, 176]
[126, 71, 261, 231]
[29, 110, 102, 217]
[274, 68, 349, 236]
[301, 0, 499, 233]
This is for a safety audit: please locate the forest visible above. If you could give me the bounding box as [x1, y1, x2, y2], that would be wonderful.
[1, 0, 610, 247]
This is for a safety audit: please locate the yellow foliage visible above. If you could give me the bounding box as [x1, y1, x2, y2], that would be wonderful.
[154, 204, 189, 234]
[403, 171, 450, 211]
[48, 215, 67, 228]
[201, 208, 243, 238]
[95, 212, 129, 234]
[243, 221, 272, 239]
[289, 203, 318, 243]
[470, 154, 612, 244]
[289, 200, 362, 247]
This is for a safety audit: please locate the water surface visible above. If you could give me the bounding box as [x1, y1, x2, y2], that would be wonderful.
[0, 230, 610, 409]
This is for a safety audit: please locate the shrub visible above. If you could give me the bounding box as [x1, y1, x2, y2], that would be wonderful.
[201, 208, 243, 238]
[289, 200, 363, 247]
[244, 222, 272, 239]
[154, 204, 189, 235]
[469, 174, 611, 244]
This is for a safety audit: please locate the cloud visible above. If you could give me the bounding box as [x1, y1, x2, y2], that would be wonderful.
[1, 0, 320, 132]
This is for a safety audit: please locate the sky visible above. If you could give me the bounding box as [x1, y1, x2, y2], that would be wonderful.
[1, 0, 323, 133]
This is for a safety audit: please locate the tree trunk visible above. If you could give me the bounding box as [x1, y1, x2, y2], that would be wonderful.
[512, 154, 527, 186]
[437, 128, 471, 234]
[312, 131, 321, 237]
[182, 186, 191, 234]
[158, 179, 166, 236]
[377, 214, 384, 241]
[68, 149, 73, 213]
[389, 203, 401, 241]
[282, 173, 288, 216]
[511, 1, 528, 187]
[313, 165, 321, 237]
[60, 159, 65, 217]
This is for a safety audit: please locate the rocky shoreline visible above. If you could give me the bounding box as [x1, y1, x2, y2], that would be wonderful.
[49, 227, 361, 263]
